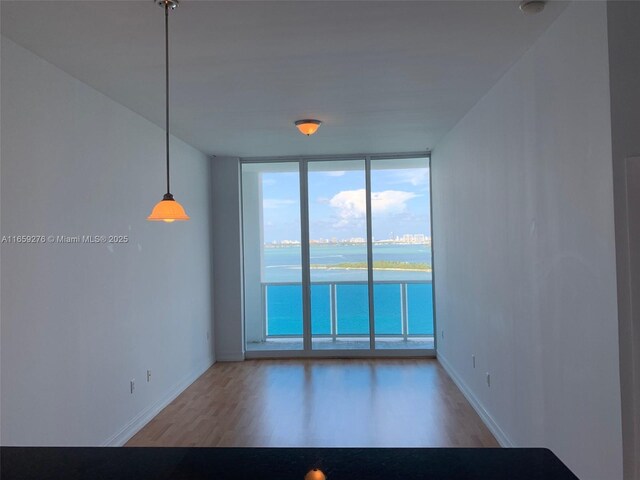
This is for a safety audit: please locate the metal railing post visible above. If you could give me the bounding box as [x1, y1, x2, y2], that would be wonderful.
[331, 283, 338, 340]
[401, 283, 409, 340]
[262, 283, 268, 340]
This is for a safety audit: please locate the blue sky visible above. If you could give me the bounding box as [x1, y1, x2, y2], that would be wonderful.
[261, 165, 431, 243]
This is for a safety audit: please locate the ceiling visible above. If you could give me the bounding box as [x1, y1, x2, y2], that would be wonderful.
[1, 1, 567, 157]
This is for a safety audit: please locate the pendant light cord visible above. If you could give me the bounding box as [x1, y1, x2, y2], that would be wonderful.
[165, 2, 171, 195]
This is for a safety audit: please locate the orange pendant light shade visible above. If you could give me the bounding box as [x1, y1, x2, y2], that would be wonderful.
[147, 0, 189, 223]
[304, 469, 326, 480]
[295, 119, 322, 136]
[147, 194, 190, 222]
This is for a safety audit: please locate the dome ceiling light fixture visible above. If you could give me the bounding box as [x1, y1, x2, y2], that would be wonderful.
[519, 0, 546, 15]
[148, 0, 190, 223]
[295, 119, 322, 136]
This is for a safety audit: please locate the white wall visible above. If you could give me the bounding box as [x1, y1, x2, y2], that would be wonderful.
[432, 3, 623, 479]
[0, 37, 214, 445]
[211, 156, 245, 361]
[242, 171, 265, 344]
[607, 2, 640, 479]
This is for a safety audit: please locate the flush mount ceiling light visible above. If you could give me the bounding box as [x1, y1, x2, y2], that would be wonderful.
[295, 119, 322, 136]
[148, 0, 190, 223]
[519, 0, 546, 15]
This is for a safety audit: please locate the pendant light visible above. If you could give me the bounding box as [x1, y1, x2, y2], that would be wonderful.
[148, 0, 190, 223]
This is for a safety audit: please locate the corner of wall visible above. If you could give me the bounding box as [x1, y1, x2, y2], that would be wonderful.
[103, 360, 213, 446]
[437, 353, 513, 447]
[211, 157, 245, 363]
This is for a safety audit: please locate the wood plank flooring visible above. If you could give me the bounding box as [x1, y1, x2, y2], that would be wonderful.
[126, 359, 498, 448]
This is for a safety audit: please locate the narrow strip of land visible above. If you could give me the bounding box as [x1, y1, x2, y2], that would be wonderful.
[310, 260, 432, 272]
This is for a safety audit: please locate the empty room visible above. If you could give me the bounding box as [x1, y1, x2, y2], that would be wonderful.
[1, 1, 638, 479]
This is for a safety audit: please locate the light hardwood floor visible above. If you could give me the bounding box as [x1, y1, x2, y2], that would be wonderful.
[126, 359, 498, 448]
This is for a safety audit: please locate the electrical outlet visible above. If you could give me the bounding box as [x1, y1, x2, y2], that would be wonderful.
[486, 373, 491, 388]
[472, 355, 476, 368]
[147, 370, 152, 383]
[441, 330, 445, 340]
[130, 379, 135, 394]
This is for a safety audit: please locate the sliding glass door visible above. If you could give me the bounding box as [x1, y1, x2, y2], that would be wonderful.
[242, 162, 303, 352]
[307, 160, 371, 350]
[370, 158, 434, 350]
[241, 155, 434, 355]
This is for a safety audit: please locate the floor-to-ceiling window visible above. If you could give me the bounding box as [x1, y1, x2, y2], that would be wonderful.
[308, 160, 371, 350]
[241, 155, 434, 356]
[242, 162, 304, 352]
[370, 158, 433, 350]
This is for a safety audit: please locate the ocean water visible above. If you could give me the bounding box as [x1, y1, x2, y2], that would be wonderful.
[263, 244, 434, 336]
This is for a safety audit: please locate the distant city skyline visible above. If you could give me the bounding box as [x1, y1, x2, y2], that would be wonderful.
[266, 233, 431, 246]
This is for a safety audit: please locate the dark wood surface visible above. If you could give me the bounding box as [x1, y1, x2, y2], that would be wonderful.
[1, 447, 579, 480]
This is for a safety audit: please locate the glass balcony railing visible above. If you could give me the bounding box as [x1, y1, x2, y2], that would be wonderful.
[263, 281, 433, 338]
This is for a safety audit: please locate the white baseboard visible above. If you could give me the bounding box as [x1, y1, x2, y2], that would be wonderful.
[437, 353, 514, 447]
[103, 359, 215, 446]
[215, 350, 245, 362]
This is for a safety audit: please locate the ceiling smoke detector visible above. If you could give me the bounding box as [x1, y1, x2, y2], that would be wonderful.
[519, 1, 546, 15]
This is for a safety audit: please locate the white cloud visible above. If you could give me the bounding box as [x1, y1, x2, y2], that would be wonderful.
[328, 189, 419, 226]
[372, 190, 419, 213]
[326, 171, 346, 177]
[263, 198, 296, 209]
[329, 190, 365, 225]
[389, 169, 429, 186]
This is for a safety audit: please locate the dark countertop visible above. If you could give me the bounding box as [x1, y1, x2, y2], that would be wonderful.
[0, 447, 579, 480]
